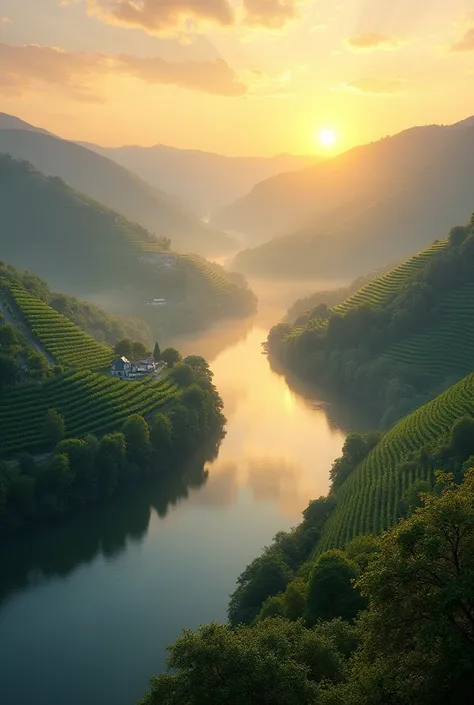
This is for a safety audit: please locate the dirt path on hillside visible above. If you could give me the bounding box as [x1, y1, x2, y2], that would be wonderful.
[0, 298, 55, 367]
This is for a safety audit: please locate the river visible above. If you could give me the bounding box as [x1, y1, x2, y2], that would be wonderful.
[0, 279, 352, 705]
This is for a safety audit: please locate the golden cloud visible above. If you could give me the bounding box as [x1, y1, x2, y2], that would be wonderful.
[341, 76, 407, 94]
[242, 0, 299, 29]
[0, 42, 247, 99]
[449, 27, 474, 53]
[86, 0, 235, 33]
[345, 33, 406, 51]
[84, 0, 302, 33]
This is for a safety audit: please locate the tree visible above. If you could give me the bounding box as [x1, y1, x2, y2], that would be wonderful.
[37, 453, 72, 518]
[132, 340, 148, 359]
[122, 414, 150, 465]
[114, 338, 133, 358]
[27, 351, 50, 379]
[228, 551, 292, 626]
[0, 353, 16, 389]
[161, 347, 182, 368]
[0, 324, 18, 347]
[170, 362, 195, 387]
[184, 355, 213, 380]
[306, 550, 365, 625]
[43, 408, 66, 448]
[96, 432, 127, 498]
[138, 618, 347, 705]
[153, 341, 161, 362]
[54, 437, 97, 505]
[150, 413, 172, 454]
[349, 470, 474, 705]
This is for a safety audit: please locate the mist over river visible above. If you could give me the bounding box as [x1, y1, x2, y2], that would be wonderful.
[0, 277, 356, 705]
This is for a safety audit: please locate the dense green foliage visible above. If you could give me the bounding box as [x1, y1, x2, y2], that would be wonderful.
[141, 471, 474, 705]
[139, 618, 353, 705]
[0, 320, 50, 388]
[228, 496, 336, 626]
[269, 224, 474, 424]
[0, 355, 225, 536]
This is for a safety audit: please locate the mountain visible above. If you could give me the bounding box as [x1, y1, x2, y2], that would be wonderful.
[0, 155, 256, 338]
[267, 222, 474, 426]
[0, 117, 235, 256]
[0, 112, 55, 136]
[78, 141, 320, 218]
[220, 119, 474, 277]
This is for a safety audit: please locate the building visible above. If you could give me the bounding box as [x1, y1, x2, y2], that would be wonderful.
[111, 356, 132, 378]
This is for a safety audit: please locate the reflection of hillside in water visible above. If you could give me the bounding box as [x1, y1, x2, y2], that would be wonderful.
[267, 356, 377, 433]
[0, 444, 219, 609]
[167, 313, 255, 363]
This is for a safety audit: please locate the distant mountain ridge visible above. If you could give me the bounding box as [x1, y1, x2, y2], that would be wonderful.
[77, 140, 320, 218]
[0, 114, 235, 256]
[0, 155, 256, 339]
[220, 117, 474, 278]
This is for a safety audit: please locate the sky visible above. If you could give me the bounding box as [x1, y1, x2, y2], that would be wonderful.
[1, 0, 474, 155]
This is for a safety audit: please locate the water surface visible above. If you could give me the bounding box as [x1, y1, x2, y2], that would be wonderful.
[0, 280, 349, 705]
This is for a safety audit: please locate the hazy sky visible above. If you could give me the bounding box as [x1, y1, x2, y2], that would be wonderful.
[1, 0, 474, 155]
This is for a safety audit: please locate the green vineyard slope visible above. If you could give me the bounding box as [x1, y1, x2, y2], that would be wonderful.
[0, 369, 179, 456]
[318, 373, 474, 551]
[7, 284, 113, 370]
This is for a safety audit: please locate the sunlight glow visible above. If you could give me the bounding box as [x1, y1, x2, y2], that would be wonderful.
[318, 128, 337, 148]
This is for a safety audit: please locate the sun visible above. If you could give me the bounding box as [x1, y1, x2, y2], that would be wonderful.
[318, 128, 337, 148]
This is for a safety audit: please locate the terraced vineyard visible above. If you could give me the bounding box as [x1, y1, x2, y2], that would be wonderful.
[332, 240, 447, 316]
[318, 373, 474, 551]
[7, 284, 113, 370]
[0, 369, 179, 456]
[179, 253, 240, 295]
[383, 278, 474, 378]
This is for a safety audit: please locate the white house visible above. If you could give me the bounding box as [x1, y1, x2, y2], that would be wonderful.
[111, 356, 132, 378]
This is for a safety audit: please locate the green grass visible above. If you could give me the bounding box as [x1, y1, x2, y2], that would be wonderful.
[0, 369, 179, 456]
[318, 373, 474, 551]
[7, 284, 113, 370]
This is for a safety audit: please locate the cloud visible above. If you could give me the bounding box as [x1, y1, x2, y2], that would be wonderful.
[449, 27, 474, 53]
[345, 32, 406, 51]
[0, 16, 11, 23]
[0, 42, 247, 99]
[83, 0, 302, 34]
[86, 0, 235, 34]
[242, 0, 299, 29]
[117, 54, 247, 95]
[0, 43, 109, 101]
[341, 77, 407, 94]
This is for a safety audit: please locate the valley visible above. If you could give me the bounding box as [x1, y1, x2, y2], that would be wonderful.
[2, 93, 474, 705]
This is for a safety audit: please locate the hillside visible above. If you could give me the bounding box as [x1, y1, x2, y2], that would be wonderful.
[223, 120, 474, 278]
[267, 224, 474, 426]
[6, 284, 113, 371]
[0, 122, 235, 256]
[0, 156, 256, 337]
[0, 369, 179, 457]
[318, 373, 474, 551]
[79, 140, 319, 218]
